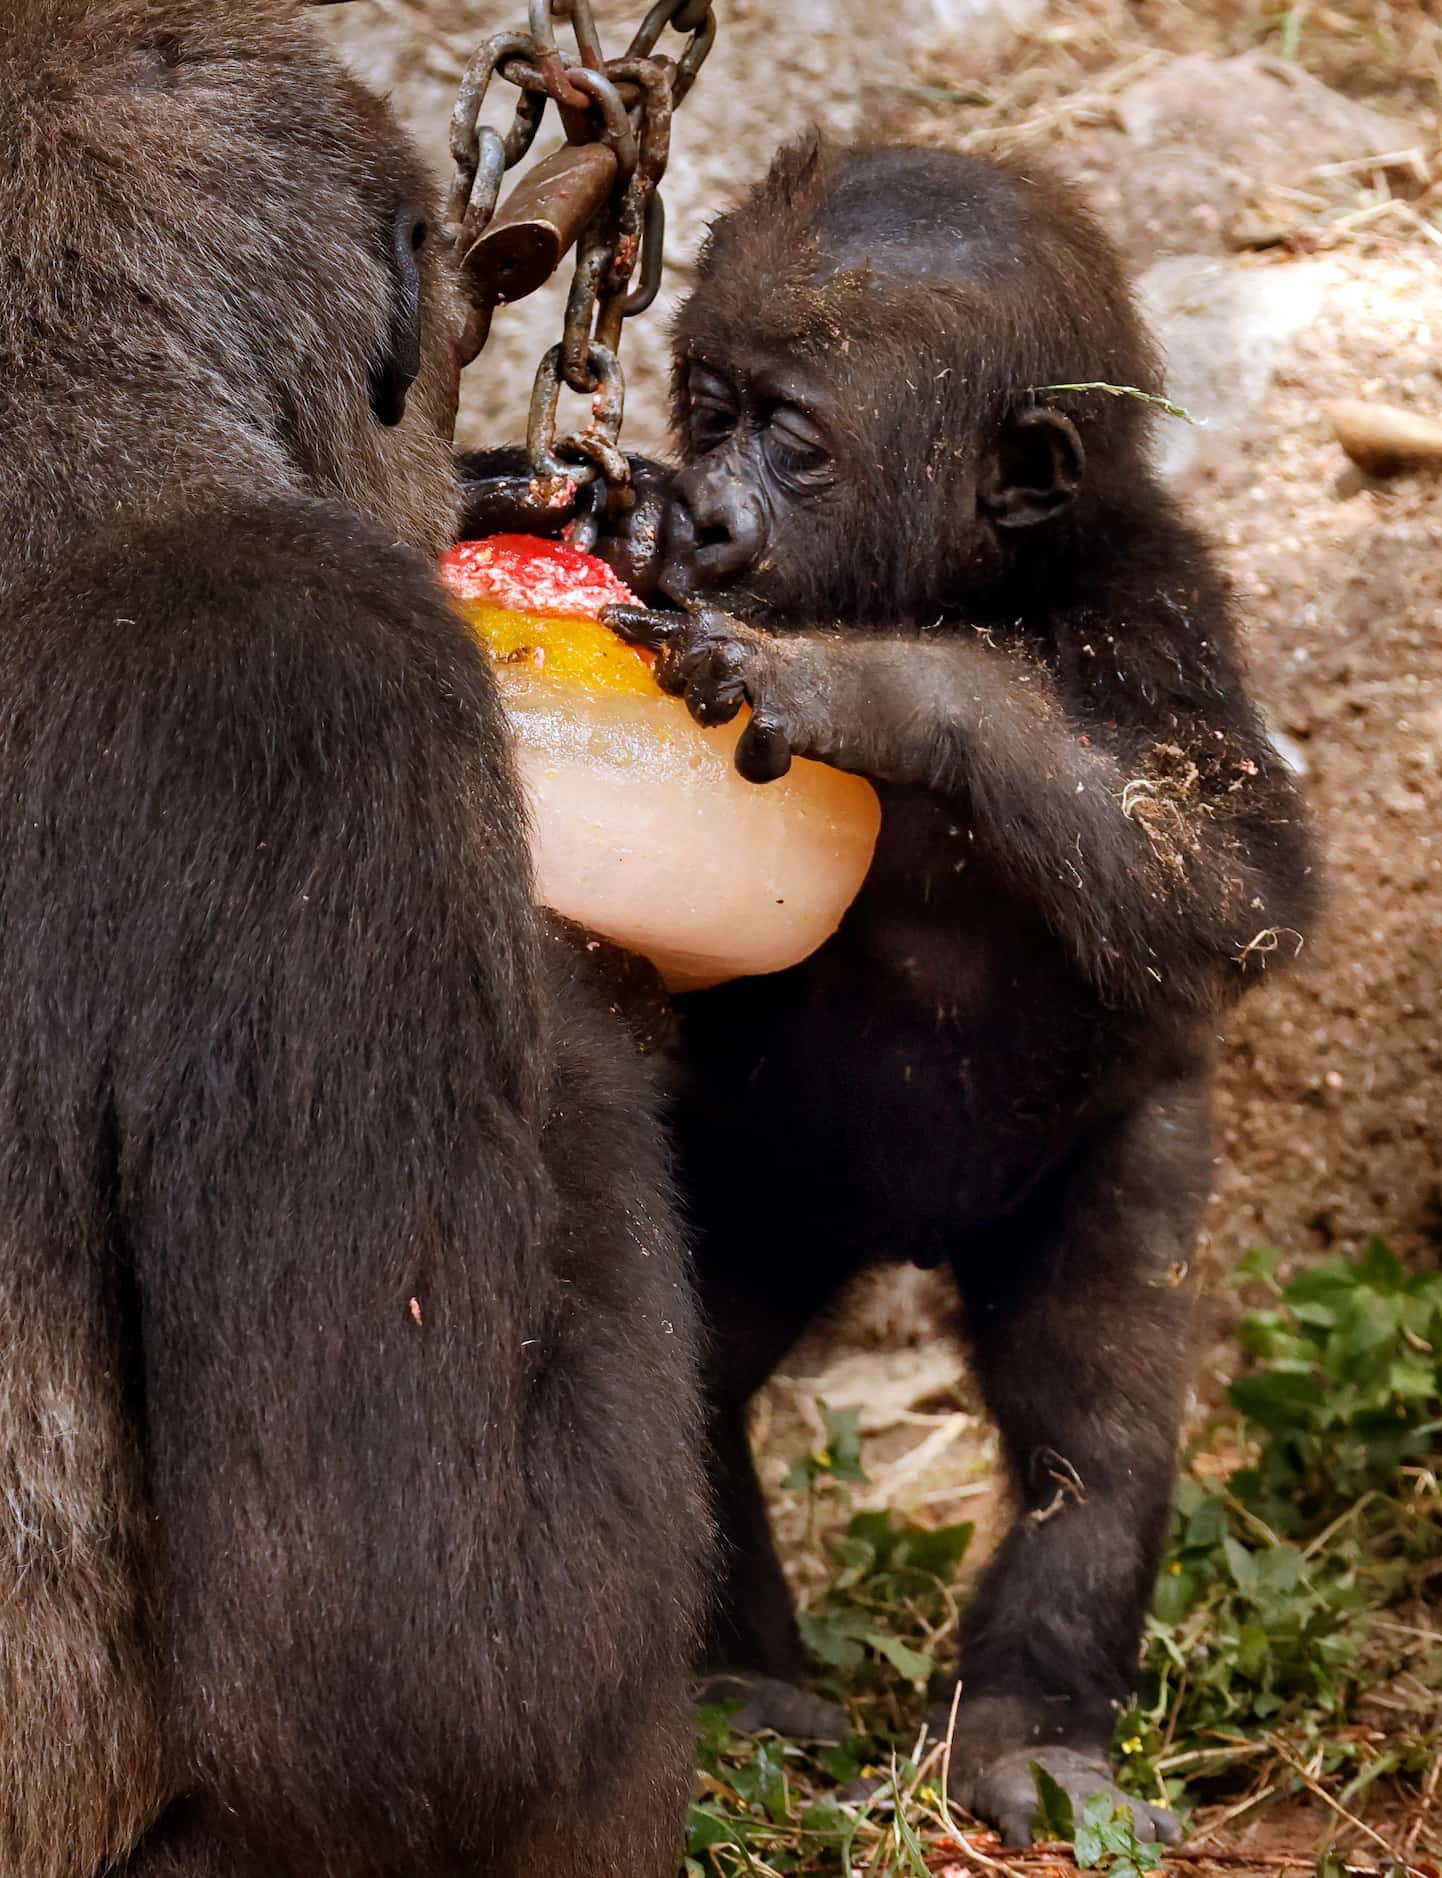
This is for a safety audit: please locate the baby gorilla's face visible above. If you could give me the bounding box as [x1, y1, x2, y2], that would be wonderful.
[662, 352, 840, 622]
[661, 331, 1084, 632]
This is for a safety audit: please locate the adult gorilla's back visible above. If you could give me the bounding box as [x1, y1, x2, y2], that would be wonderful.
[0, 6, 704, 1875]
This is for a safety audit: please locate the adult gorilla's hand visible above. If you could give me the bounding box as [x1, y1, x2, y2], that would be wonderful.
[454, 446, 567, 539]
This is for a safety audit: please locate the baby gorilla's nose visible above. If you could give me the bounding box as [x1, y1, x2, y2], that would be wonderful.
[673, 467, 767, 585]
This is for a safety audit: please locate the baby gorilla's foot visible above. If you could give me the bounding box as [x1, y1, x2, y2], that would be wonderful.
[696, 1672, 848, 1741]
[950, 1744, 1180, 1849]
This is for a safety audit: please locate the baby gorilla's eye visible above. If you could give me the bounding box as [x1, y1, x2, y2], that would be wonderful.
[764, 409, 831, 484]
[686, 363, 740, 455]
[690, 400, 736, 454]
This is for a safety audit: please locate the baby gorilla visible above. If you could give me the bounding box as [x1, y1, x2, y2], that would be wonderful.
[606, 138, 1315, 1844]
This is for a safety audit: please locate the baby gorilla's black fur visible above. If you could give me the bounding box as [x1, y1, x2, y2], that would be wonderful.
[605, 137, 1316, 1845]
[0, 5, 704, 1874]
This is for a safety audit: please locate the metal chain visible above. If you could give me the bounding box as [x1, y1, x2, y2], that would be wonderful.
[445, 0, 716, 550]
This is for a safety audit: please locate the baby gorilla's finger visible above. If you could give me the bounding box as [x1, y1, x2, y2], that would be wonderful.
[651, 650, 691, 698]
[736, 715, 793, 783]
[601, 602, 688, 651]
[686, 678, 748, 727]
[671, 637, 749, 725]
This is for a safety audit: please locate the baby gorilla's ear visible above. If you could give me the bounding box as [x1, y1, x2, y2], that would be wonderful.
[978, 407, 1085, 529]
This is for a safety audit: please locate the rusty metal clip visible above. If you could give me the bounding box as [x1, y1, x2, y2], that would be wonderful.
[527, 339, 627, 552]
[464, 142, 620, 307]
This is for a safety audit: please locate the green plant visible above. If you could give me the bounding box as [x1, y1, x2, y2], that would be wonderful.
[1119, 1241, 1442, 1813]
[1030, 1770, 1165, 1878]
[683, 1242, 1442, 1874]
[780, 1404, 973, 1702]
[686, 1704, 887, 1877]
[798, 1510, 974, 1695]
[686, 1414, 974, 1875]
[783, 1403, 869, 1495]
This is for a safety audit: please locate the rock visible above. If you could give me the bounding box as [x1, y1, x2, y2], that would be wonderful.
[1061, 52, 1411, 270]
[1326, 399, 1442, 476]
[1114, 51, 1402, 164]
[1139, 255, 1329, 481]
[1268, 728, 1311, 780]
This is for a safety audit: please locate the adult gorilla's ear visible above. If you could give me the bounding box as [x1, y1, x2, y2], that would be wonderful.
[298, 3, 420, 423]
[978, 406, 1085, 529]
[299, 5, 421, 424]
[369, 204, 425, 428]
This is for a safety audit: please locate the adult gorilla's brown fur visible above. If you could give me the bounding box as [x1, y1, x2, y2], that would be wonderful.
[0, 5, 705, 1874]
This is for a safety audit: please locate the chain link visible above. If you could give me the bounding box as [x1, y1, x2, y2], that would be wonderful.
[445, 0, 716, 549]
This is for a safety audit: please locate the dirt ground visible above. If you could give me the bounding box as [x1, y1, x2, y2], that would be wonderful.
[319, 0, 1441, 1851]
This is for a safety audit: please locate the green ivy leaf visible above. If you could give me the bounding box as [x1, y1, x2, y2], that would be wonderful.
[818, 1402, 867, 1483]
[1029, 1762, 1076, 1842]
[894, 1519, 974, 1580]
[1354, 1238, 1405, 1292]
[866, 1631, 933, 1683]
[1182, 1491, 1228, 1550]
[1230, 1245, 1284, 1287]
[845, 1508, 895, 1563]
[800, 1792, 846, 1832]
[1229, 1366, 1327, 1433]
[1223, 1535, 1259, 1592]
[798, 1610, 867, 1670]
[817, 1737, 869, 1784]
[687, 1806, 745, 1853]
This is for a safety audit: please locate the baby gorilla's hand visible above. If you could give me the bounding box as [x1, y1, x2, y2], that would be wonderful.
[603, 604, 757, 725]
[603, 604, 795, 783]
[592, 465, 674, 600]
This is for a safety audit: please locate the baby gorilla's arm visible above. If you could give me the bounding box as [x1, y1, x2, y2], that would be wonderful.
[605, 601, 1291, 1015]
